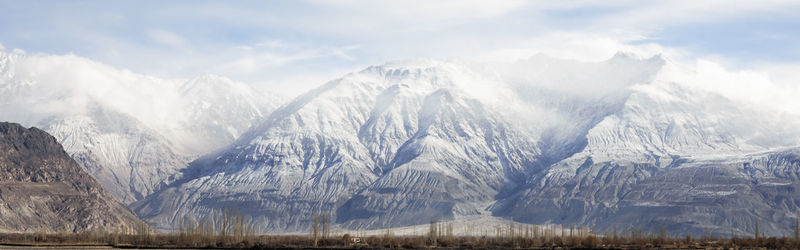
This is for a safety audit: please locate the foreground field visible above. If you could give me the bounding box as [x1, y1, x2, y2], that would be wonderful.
[1, 229, 798, 249]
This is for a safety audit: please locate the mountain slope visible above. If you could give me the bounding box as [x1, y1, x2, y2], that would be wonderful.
[42, 104, 190, 203]
[336, 87, 539, 228]
[0, 122, 142, 233]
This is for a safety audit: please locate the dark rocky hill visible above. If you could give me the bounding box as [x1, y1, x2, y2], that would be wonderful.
[0, 122, 142, 233]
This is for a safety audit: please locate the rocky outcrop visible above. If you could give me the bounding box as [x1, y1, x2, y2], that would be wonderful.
[0, 122, 142, 233]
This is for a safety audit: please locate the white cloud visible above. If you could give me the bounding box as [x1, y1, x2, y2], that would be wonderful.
[311, 0, 526, 22]
[146, 29, 187, 49]
[478, 34, 659, 62]
[213, 41, 359, 71]
[752, 62, 800, 87]
[0, 50, 186, 131]
[658, 59, 800, 116]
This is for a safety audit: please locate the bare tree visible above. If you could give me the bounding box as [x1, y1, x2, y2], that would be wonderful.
[311, 212, 319, 247]
[322, 212, 330, 239]
[428, 219, 438, 245]
[754, 220, 760, 240]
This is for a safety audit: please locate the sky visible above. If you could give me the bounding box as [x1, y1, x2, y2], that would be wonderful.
[1, 0, 799, 95]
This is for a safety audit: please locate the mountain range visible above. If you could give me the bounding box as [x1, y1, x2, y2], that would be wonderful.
[3, 46, 800, 237]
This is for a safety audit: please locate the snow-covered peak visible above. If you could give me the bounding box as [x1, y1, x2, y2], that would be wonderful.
[173, 74, 282, 153]
[182, 73, 232, 89]
[0, 47, 284, 203]
[181, 74, 249, 94]
[180, 73, 268, 118]
[367, 58, 454, 70]
[355, 58, 484, 91]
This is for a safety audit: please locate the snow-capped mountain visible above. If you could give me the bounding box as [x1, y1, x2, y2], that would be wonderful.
[492, 63, 800, 236]
[130, 53, 800, 236]
[0, 48, 283, 203]
[134, 60, 543, 231]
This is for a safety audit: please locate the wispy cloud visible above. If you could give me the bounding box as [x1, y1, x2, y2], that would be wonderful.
[146, 29, 187, 49]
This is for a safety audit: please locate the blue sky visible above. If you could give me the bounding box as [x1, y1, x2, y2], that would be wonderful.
[1, 0, 799, 94]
